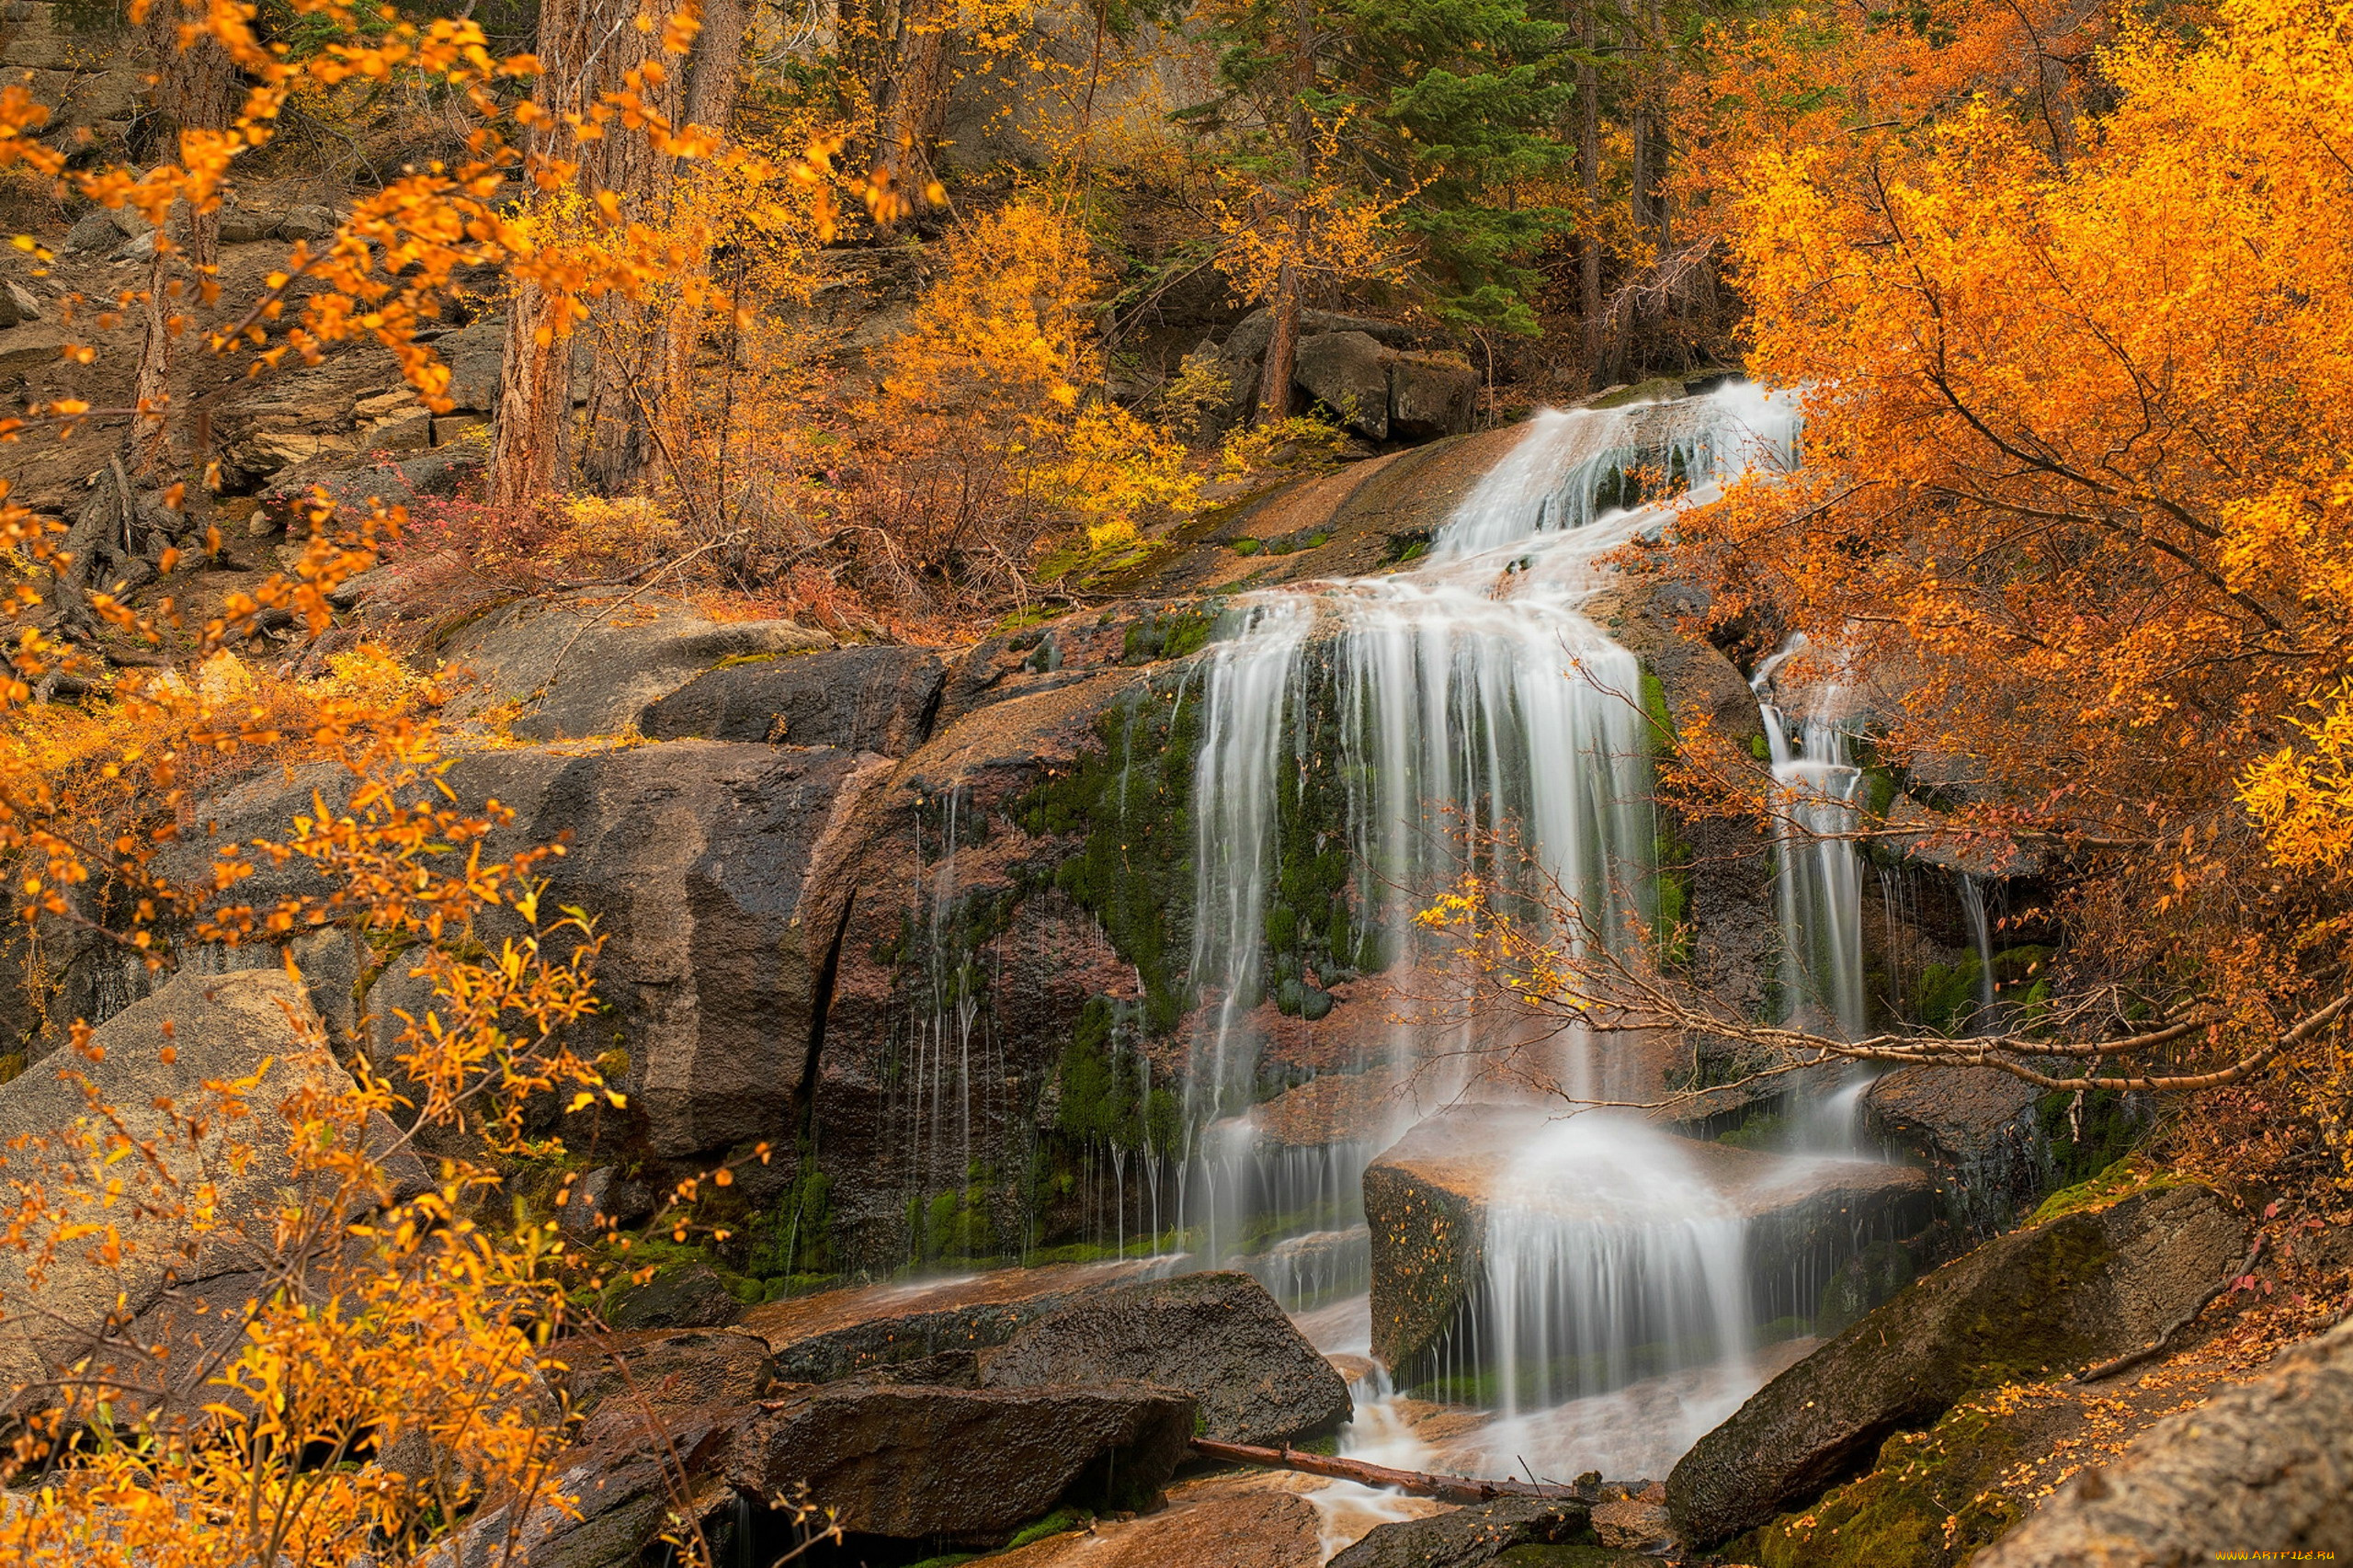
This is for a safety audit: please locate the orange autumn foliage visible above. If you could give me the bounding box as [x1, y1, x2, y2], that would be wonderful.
[1665, 0, 2353, 1173]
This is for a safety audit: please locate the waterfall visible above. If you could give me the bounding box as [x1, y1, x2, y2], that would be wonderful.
[1176, 383, 1803, 1282]
[1959, 874, 1998, 1032]
[1483, 1117, 1756, 1414]
[1752, 639, 1868, 1039]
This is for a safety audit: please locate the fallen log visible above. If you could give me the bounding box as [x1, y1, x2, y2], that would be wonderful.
[1189, 1437, 1588, 1506]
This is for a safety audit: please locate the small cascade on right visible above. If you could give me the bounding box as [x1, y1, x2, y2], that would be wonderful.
[1751, 636, 1867, 1040]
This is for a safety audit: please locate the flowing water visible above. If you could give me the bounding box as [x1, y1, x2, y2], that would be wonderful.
[1148, 382, 1927, 1488]
[1176, 385, 1807, 1276]
[1752, 637, 1868, 1040]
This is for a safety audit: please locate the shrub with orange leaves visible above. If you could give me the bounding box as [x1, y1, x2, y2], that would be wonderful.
[1641, 0, 2353, 1183]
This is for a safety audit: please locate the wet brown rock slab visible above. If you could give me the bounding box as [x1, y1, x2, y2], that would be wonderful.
[737, 1260, 1167, 1382]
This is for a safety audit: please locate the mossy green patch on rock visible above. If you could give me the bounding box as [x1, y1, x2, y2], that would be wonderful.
[1733, 1397, 2026, 1568]
[1016, 677, 1199, 1035]
[2028, 1153, 2181, 1225]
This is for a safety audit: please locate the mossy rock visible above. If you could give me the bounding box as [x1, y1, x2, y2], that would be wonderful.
[1731, 1396, 2027, 1568]
[1666, 1183, 2246, 1545]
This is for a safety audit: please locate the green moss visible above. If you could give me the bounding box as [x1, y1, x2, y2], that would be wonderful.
[745, 1148, 836, 1279]
[908, 1163, 1001, 1266]
[1016, 678, 1200, 1034]
[1231, 537, 1263, 555]
[2028, 1153, 2181, 1225]
[1121, 607, 1219, 665]
[2032, 1088, 2149, 1194]
[1006, 1507, 1089, 1549]
[1733, 1399, 2026, 1568]
[711, 651, 781, 669]
[1751, 732, 1774, 761]
[1054, 996, 1178, 1153]
[1383, 531, 1430, 564]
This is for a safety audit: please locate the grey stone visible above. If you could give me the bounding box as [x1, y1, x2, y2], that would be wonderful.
[162, 738, 895, 1163]
[62, 211, 117, 253]
[0, 969, 427, 1399]
[559, 1165, 656, 1240]
[433, 318, 506, 413]
[1666, 1182, 2250, 1545]
[1294, 331, 1392, 439]
[726, 1381, 1196, 1540]
[1388, 350, 1480, 438]
[605, 1264, 745, 1331]
[1977, 1311, 2353, 1568]
[1864, 1063, 2047, 1229]
[1326, 1497, 1597, 1567]
[0, 280, 37, 327]
[439, 599, 835, 742]
[979, 1270, 1352, 1447]
[1222, 307, 1416, 365]
[275, 203, 338, 241]
[640, 644, 946, 755]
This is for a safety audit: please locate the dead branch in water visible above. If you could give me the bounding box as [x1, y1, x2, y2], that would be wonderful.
[1189, 1437, 1592, 1506]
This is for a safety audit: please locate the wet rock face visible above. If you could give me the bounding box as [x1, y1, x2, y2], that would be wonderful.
[1325, 1497, 1597, 1567]
[1363, 1105, 1937, 1374]
[556, 1327, 778, 1428]
[979, 1271, 1353, 1447]
[1863, 1065, 2047, 1230]
[1977, 1312, 2353, 1568]
[728, 1381, 1197, 1541]
[1665, 1183, 2249, 1547]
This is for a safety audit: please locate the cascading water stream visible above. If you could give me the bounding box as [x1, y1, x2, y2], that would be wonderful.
[1751, 638, 1868, 1041]
[1177, 385, 1805, 1281]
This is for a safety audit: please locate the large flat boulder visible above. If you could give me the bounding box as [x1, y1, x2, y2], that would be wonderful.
[1665, 1181, 2249, 1546]
[727, 1381, 1195, 1540]
[978, 1270, 1352, 1446]
[1365, 1106, 1935, 1372]
[736, 1260, 1170, 1382]
[641, 644, 946, 754]
[990, 1475, 1327, 1567]
[1978, 1311, 2353, 1567]
[439, 598, 835, 741]
[0, 969, 423, 1401]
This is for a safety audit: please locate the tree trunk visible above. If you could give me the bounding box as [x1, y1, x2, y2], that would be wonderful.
[142, 0, 239, 274]
[493, 0, 683, 504]
[872, 0, 952, 217]
[129, 252, 172, 475]
[1255, 261, 1301, 423]
[1253, 0, 1316, 426]
[685, 0, 748, 132]
[492, 279, 572, 508]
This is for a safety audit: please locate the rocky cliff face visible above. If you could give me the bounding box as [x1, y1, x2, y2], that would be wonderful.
[16, 407, 1802, 1292]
